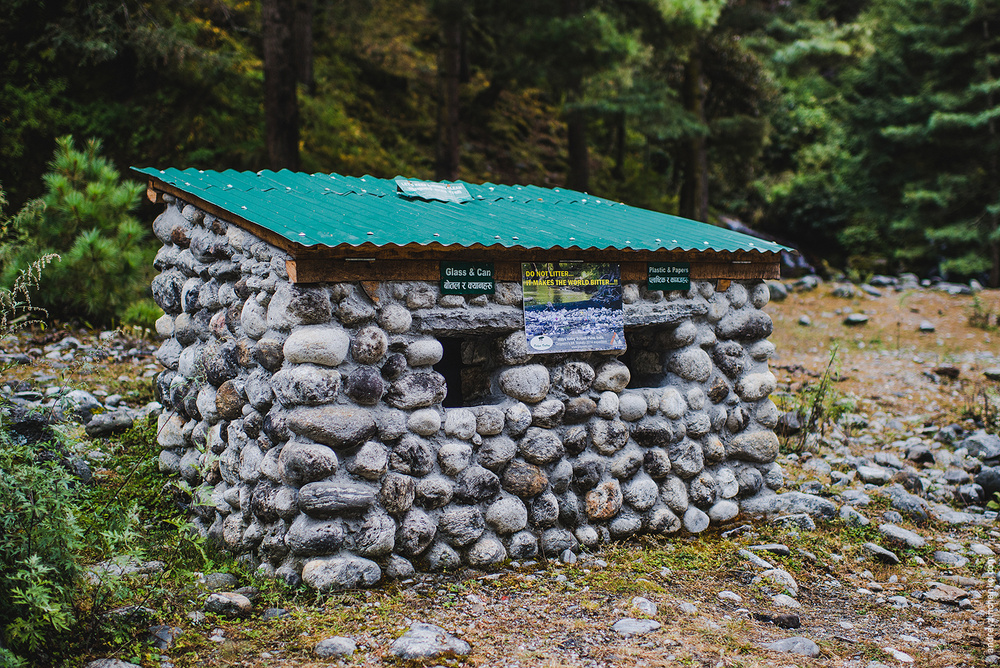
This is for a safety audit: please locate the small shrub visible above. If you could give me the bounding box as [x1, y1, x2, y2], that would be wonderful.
[967, 295, 996, 330]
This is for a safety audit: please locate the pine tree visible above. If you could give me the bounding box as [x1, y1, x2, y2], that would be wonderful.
[0, 136, 153, 323]
[843, 0, 1000, 285]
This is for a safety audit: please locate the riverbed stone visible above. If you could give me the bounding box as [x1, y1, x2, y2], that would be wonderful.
[283, 325, 350, 367]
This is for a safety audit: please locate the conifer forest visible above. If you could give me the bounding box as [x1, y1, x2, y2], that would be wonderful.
[3, 0, 1000, 323]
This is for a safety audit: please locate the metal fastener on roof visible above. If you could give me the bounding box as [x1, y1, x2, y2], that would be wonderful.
[512, 236, 519, 240]
[434, 233, 440, 237]
[494, 235, 500, 239]
[655, 238, 661, 243]
[299, 233, 305, 236]
[367, 232, 374, 235]
[241, 205, 247, 209]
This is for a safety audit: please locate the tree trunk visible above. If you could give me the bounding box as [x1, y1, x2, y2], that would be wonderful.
[567, 112, 590, 193]
[435, 14, 461, 181]
[293, 0, 315, 95]
[679, 47, 709, 222]
[262, 0, 300, 171]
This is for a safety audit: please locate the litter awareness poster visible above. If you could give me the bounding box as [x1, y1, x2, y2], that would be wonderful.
[522, 262, 626, 354]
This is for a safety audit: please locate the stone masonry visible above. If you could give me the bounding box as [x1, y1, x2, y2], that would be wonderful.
[150, 196, 784, 591]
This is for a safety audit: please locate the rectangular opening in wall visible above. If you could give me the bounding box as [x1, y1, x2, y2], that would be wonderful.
[433, 335, 499, 407]
[620, 329, 667, 388]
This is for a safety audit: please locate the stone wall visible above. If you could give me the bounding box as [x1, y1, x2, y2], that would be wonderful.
[149, 196, 784, 591]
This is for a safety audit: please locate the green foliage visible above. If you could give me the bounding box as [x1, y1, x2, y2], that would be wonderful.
[0, 439, 86, 658]
[0, 136, 154, 324]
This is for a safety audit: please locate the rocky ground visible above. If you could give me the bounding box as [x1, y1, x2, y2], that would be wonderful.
[3, 276, 1000, 667]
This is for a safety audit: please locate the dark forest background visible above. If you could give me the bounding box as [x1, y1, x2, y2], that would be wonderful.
[3, 0, 1000, 324]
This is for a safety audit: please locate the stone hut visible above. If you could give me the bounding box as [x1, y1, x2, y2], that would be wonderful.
[135, 167, 790, 591]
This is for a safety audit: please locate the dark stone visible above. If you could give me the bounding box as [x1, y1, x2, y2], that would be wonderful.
[753, 613, 800, 629]
[286, 515, 345, 556]
[234, 276, 252, 301]
[529, 491, 559, 527]
[381, 353, 408, 381]
[256, 339, 285, 372]
[712, 341, 747, 377]
[956, 483, 985, 506]
[243, 410, 263, 439]
[216, 380, 246, 421]
[263, 410, 290, 442]
[415, 477, 453, 509]
[298, 482, 376, 517]
[390, 435, 436, 476]
[345, 367, 385, 406]
[736, 467, 764, 497]
[455, 465, 501, 503]
[501, 459, 549, 498]
[220, 302, 239, 335]
[396, 509, 436, 557]
[631, 420, 676, 447]
[380, 473, 416, 515]
[573, 457, 605, 492]
[286, 286, 333, 324]
[563, 426, 588, 455]
[236, 338, 256, 368]
[151, 270, 185, 314]
[976, 466, 1000, 498]
[643, 449, 672, 479]
[905, 444, 936, 465]
[85, 410, 134, 438]
[204, 340, 240, 386]
[558, 492, 583, 527]
[707, 376, 730, 403]
[563, 397, 597, 423]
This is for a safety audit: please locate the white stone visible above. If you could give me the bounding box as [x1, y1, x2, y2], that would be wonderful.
[283, 325, 350, 367]
[407, 409, 441, 436]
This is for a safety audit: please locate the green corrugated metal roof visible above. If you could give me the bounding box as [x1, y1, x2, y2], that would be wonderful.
[132, 167, 789, 255]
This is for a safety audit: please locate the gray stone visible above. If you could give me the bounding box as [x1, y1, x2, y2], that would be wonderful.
[643, 449, 672, 479]
[351, 325, 388, 364]
[268, 283, 333, 328]
[438, 441, 473, 476]
[591, 419, 630, 455]
[762, 636, 819, 658]
[85, 410, 134, 438]
[348, 441, 389, 480]
[502, 459, 549, 497]
[508, 530, 539, 559]
[531, 399, 565, 428]
[455, 465, 501, 503]
[611, 617, 661, 637]
[377, 303, 412, 333]
[618, 393, 647, 421]
[467, 536, 507, 567]
[519, 427, 564, 466]
[204, 592, 252, 618]
[301, 556, 381, 591]
[879, 483, 929, 520]
[408, 408, 442, 436]
[660, 475, 689, 514]
[754, 568, 798, 597]
[857, 465, 892, 485]
[683, 506, 710, 533]
[282, 325, 350, 367]
[666, 347, 712, 382]
[623, 476, 659, 511]
[287, 406, 377, 450]
[735, 372, 777, 402]
[315, 636, 357, 658]
[354, 512, 396, 557]
[298, 481, 375, 517]
[561, 361, 596, 395]
[542, 527, 577, 554]
[708, 500, 740, 523]
[667, 438, 704, 478]
[716, 309, 773, 341]
[840, 505, 870, 527]
[474, 406, 505, 436]
[505, 402, 533, 436]
[593, 361, 631, 392]
[415, 476, 453, 509]
[389, 623, 471, 661]
[529, 491, 559, 527]
[499, 365, 551, 403]
[878, 523, 926, 549]
[278, 440, 339, 487]
[386, 371, 447, 410]
[478, 435, 517, 471]
[485, 496, 528, 534]
[932, 550, 969, 568]
[445, 408, 478, 439]
[271, 365, 341, 406]
[740, 491, 837, 520]
[843, 313, 869, 326]
[961, 430, 1000, 460]
[406, 338, 444, 367]
[286, 515, 345, 556]
[425, 542, 463, 570]
[385, 555, 416, 580]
